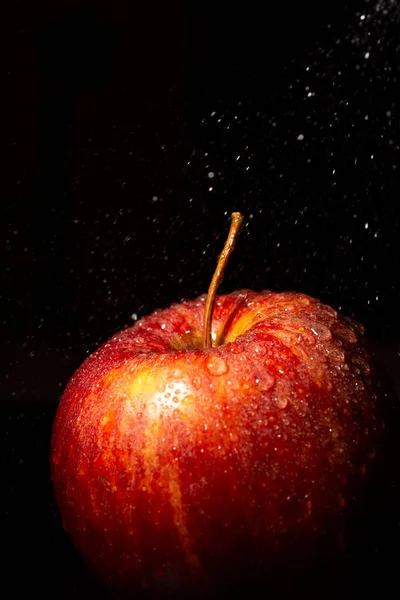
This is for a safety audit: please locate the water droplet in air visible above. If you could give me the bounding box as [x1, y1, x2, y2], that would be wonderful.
[206, 356, 229, 376]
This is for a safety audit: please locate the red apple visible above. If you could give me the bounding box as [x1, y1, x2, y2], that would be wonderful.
[51, 214, 398, 598]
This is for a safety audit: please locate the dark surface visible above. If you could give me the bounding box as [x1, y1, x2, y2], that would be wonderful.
[2, 0, 400, 597]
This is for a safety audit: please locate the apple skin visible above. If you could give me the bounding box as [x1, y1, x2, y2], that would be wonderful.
[51, 290, 397, 597]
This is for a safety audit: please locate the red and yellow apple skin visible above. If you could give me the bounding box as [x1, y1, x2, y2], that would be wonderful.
[51, 290, 393, 596]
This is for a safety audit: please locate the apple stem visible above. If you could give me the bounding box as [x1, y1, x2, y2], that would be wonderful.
[202, 212, 245, 349]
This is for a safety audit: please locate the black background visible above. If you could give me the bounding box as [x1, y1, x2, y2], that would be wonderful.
[2, 0, 400, 598]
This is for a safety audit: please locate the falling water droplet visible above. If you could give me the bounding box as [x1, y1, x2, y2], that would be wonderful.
[206, 356, 229, 376]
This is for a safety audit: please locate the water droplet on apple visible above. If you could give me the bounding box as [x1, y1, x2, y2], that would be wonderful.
[333, 325, 357, 344]
[206, 356, 229, 376]
[181, 395, 195, 406]
[192, 378, 202, 390]
[351, 356, 371, 375]
[297, 295, 311, 306]
[259, 372, 275, 392]
[275, 395, 288, 409]
[297, 327, 316, 346]
[253, 344, 267, 356]
[326, 347, 345, 364]
[283, 303, 296, 311]
[172, 396, 179, 403]
[310, 323, 332, 340]
[319, 304, 337, 317]
[264, 373, 276, 390]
